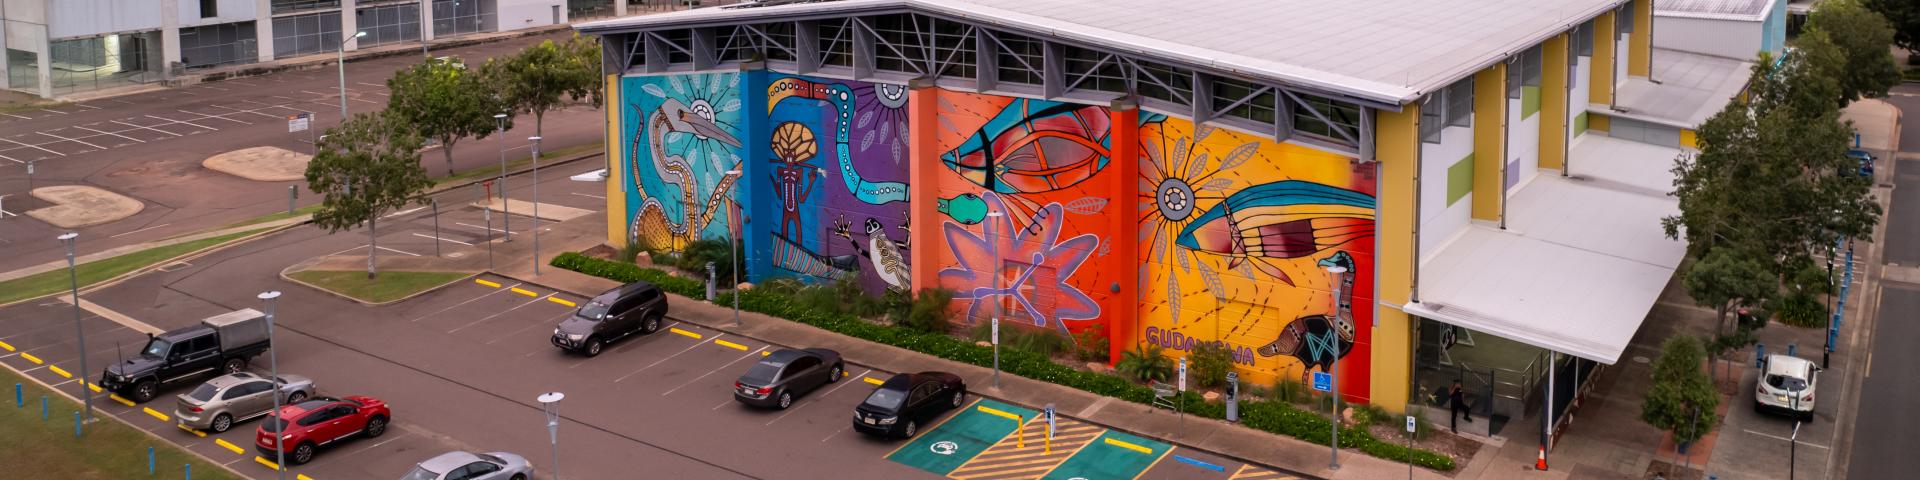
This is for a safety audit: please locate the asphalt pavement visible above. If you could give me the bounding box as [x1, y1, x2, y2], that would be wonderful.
[1844, 85, 1920, 479]
[0, 29, 605, 275]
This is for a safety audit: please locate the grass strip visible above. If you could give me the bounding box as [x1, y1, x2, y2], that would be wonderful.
[0, 229, 264, 305]
[0, 367, 245, 480]
[286, 270, 471, 304]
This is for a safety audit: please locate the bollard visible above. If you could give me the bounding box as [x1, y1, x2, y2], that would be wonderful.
[74, 412, 81, 436]
[288, 186, 297, 215]
[42, 396, 48, 419]
[1787, 343, 1796, 357]
[1756, 344, 1766, 367]
[148, 446, 155, 474]
[14, 383, 20, 407]
[185, 463, 191, 480]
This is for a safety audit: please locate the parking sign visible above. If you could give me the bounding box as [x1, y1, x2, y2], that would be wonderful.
[1177, 358, 1188, 391]
[1311, 372, 1332, 392]
[991, 318, 999, 345]
[287, 112, 312, 133]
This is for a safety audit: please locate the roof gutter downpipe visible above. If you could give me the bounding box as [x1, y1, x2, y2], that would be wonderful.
[1409, 108, 1423, 305]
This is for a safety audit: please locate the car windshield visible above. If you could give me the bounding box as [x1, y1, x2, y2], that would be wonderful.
[477, 453, 506, 465]
[576, 301, 611, 321]
[400, 466, 442, 480]
[743, 361, 786, 383]
[261, 415, 289, 433]
[142, 338, 173, 357]
[1766, 374, 1808, 391]
[864, 388, 907, 410]
[187, 383, 219, 402]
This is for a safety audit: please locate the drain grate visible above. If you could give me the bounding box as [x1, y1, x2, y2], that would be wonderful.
[1632, 356, 1651, 364]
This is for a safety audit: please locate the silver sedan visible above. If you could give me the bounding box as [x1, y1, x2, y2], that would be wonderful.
[401, 451, 534, 480]
[174, 372, 315, 433]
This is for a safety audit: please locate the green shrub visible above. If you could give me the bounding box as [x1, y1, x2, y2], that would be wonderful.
[550, 252, 704, 298]
[1189, 342, 1235, 389]
[1006, 326, 1071, 358]
[1352, 403, 1393, 427]
[674, 239, 741, 280]
[1272, 377, 1308, 404]
[616, 242, 645, 263]
[1768, 291, 1826, 328]
[1073, 323, 1111, 362]
[1117, 345, 1173, 383]
[890, 288, 955, 334]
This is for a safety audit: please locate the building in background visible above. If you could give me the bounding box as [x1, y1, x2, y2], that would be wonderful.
[1655, 0, 1789, 61]
[0, 0, 572, 98]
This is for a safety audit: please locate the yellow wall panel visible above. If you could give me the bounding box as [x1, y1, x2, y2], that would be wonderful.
[1472, 65, 1506, 221]
[1540, 33, 1569, 172]
[1589, 11, 1616, 105]
[1629, 0, 1653, 77]
[605, 74, 626, 246]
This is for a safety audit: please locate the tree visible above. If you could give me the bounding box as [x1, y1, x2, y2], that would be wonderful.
[1682, 248, 1774, 337]
[1641, 336, 1719, 447]
[1862, 0, 1920, 56]
[484, 34, 603, 137]
[1804, 1, 1901, 105]
[305, 112, 432, 279]
[386, 56, 505, 176]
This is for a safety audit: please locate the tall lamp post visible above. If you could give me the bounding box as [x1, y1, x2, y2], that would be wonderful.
[986, 210, 1004, 389]
[335, 31, 368, 120]
[724, 169, 743, 328]
[57, 232, 91, 422]
[495, 113, 511, 241]
[530, 136, 542, 274]
[537, 392, 565, 480]
[1325, 263, 1348, 471]
[256, 291, 285, 480]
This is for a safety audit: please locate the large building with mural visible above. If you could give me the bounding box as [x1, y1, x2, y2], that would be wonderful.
[579, 0, 1751, 446]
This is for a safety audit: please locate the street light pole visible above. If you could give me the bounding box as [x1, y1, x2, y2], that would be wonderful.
[537, 392, 565, 480]
[335, 31, 368, 121]
[257, 291, 284, 480]
[495, 114, 510, 242]
[57, 232, 91, 423]
[725, 169, 743, 328]
[987, 209, 1004, 389]
[1325, 264, 1348, 471]
[530, 136, 542, 274]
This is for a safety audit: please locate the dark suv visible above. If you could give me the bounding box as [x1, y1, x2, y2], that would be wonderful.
[552, 282, 668, 357]
[735, 348, 844, 409]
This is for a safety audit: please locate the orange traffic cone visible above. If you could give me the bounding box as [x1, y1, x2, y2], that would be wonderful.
[1535, 446, 1549, 470]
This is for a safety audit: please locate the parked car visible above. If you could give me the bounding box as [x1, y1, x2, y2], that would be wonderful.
[853, 372, 966, 438]
[401, 451, 533, 480]
[734, 348, 844, 409]
[256, 395, 391, 465]
[1754, 354, 1817, 420]
[1846, 149, 1876, 178]
[175, 372, 315, 433]
[553, 281, 669, 357]
[102, 309, 273, 402]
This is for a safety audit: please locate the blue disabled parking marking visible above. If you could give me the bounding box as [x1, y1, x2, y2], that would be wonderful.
[1174, 454, 1227, 472]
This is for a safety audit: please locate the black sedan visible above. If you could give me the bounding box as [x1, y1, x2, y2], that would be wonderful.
[734, 348, 844, 409]
[853, 372, 967, 438]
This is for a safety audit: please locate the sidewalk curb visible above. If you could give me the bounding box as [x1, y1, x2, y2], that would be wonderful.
[277, 262, 481, 307]
[0, 221, 303, 310]
[495, 272, 1333, 480]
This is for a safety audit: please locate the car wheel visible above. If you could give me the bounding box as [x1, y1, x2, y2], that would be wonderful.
[777, 391, 793, 410]
[903, 420, 918, 439]
[829, 364, 844, 383]
[584, 338, 604, 357]
[510, 475, 527, 480]
[643, 315, 661, 334]
[210, 413, 233, 433]
[290, 443, 316, 465]
[221, 358, 246, 375]
[287, 391, 307, 404]
[363, 416, 388, 438]
[132, 381, 158, 403]
[951, 390, 965, 408]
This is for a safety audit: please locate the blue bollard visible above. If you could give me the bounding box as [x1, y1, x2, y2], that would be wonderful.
[1787, 343, 1796, 357]
[42, 396, 48, 419]
[185, 463, 191, 480]
[148, 446, 155, 474]
[14, 383, 20, 407]
[73, 412, 80, 437]
[1756, 344, 1766, 366]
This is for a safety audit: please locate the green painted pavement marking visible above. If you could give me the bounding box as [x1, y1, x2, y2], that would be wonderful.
[1041, 430, 1172, 480]
[887, 398, 1035, 476]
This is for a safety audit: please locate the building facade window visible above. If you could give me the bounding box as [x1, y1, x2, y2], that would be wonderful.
[868, 14, 925, 76]
[1446, 77, 1473, 127]
[272, 11, 344, 59]
[1133, 60, 1192, 109]
[357, 3, 422, 48]
[1062, 45, 1126, 96]
[818, 20, 854, 69]
[432, 0, 496, 38]
[48, 32, 164, 95]
[272, 0, 340, 14]
[1421, 95, 1444, 143]
[200, 0, 218, 18]
[993, 31, 1043, 87]
[1618, 4, 1634, 34]
[1294, 94, 1359, 143]
[1522, 46, 1542, 87]
[1212, 77, 1277, 125]
[179, 21, 259, 69]
[1575, 20, 1594, 57]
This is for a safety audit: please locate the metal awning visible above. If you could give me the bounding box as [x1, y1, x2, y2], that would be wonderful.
[1406, 136, 1688, 364]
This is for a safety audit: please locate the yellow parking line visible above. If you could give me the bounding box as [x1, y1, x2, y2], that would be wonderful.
[713, 339, 748, 351]
[0, 340, 12, 351]
[863, 377, 885, 385]
[298, 475, 316, 480]
[214, 439, 245, 454]
[19, 352, 42, 365]
[669, 327, 702, 340]
[87, 383, 102, 393]
[1103, 437, 1153, 454]
[510, 287, 538, 297]
[143, 407, 170, 422]
[48, 365, 71, 378]
[176, 423, 207, 437]
[474, 279, 502, 288]
[547, 297, 577, 307]
[255, 456, 281, 471]
[761, 351, 771, 356]
[110, 394, 135, 407]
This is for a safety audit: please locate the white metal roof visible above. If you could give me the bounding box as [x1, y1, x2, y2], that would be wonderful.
[577, 0, 1626, 105]
[1601, 48, 1752, 128]
[1407, 136, 1687, 364]
[1657, 0, 1778, 21]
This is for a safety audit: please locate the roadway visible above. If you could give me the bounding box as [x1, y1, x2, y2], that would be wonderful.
[1842, 84, 1920, 480]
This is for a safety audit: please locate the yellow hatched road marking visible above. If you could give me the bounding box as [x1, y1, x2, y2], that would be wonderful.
[215, 439, 245, 454]
[110, 394, 135, 407]
[1228, 464, 1293, 479]
[255, 456, 282, 470]
[949, 417, 1102, 480]
[19, 352, 42, 364]
[669, 327, 702, 339]
[510, 287, 538, 297]
[142, 407, 170, 422]
[862, 377, 885, 385]
[547, 297, 577, 307]
[474, 279, 502, 288]
[1103, 437, 1153, 454]
[713, 339, 748, 351]
[0, 340, 12, 351]
[176, 423, 207, 437]
[48, 365, 71, 378]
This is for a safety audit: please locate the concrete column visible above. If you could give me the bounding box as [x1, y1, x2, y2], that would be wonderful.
[340, 0, 359, 52]
[605, 72, 626, 245]
[1538, 33, 1569, 172]
[1369, 105, 1422, 413]
[1104, 99, 1139, 366]
[162, 0, 182, 76]
[254, 0, 274, 62]
[906, 77, 940, 295]
[34, 32, 51, 98]
[1471, 63, 1505, 222]
[740, 65, 773, 284]
[419, 0, 434, 42]
[1588, 11, 1615, 105]
[1628, 0, 1653, 77]
[615, 0, 627, 17]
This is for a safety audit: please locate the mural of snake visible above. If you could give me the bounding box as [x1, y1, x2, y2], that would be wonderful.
[629, 99, 744, 252]
[768, 78, 909, 205]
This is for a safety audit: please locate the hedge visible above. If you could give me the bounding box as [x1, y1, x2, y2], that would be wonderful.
[553, 253, 1454, 471]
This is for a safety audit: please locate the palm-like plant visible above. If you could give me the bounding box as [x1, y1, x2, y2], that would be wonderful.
[1117, 345, 1174, 383]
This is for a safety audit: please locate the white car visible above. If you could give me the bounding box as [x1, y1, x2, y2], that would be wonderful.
[401, 451, 532, 480]
[1754, 354, 1817, 420]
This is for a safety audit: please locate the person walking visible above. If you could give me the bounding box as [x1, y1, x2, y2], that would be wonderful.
[1450, 381, 1473, 433]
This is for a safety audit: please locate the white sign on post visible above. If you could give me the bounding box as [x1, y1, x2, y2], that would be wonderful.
[1177, 358, 1188, 391]
[991, 318, 999, 345]
[1406, 415, 1417, 433]
[288, 113, 312, 133]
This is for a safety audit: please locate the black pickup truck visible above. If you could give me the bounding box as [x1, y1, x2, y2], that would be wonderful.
[101, 309, 273, 403]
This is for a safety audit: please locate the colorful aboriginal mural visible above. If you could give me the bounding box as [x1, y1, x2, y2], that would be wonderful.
[621, 73, 746, 251]
[763, 75, 913, 294]
[1137, 117, 1377, 393]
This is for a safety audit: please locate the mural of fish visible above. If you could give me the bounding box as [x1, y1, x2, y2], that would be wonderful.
[1173, 181, 1374, 286]
[940, 100, 1113, 195]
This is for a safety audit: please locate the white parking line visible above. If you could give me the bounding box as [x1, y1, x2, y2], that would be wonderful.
[572, 192, 607, 199]
[39, 109, 67, 115]
[410, 282, 523, 322]
[384, 206, 427, 218]
[615, 332, 725, 383]
[111, 120, 182, 137]
[411, 232, 473, 246]
[205, 103, 285, 119]
[661, 346, 770, 397]
[1743, 429, 1830, 449]
[355, 82, 386, 88]
[0, 136, 65, 156]
[454, 222, 517, 235]
[376, 245, 421, 257]
[485, 311, 576, 345]
[37, 131, 106, 150]
[766, 368, 872, 426]
[347, 431, 413, 455]
[72, 103, 102, 110]
[0, 112, 30, 120]
[146, 114, 219, 131]
[198, 85, 229, 91]
[0, 152, 20, 163]
[447, 293, 556, 334]
[110, 223, 172, 238]
[72, 125, 144, 143]
[175, 109, 250, 126]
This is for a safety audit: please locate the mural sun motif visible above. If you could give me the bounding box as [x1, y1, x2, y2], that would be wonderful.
[1137, 123, 1256, 322]
[853, 82, 910, 164]
[629, 73, 746, 251]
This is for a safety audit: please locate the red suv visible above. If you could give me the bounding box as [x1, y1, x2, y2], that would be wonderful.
[255, 395, 390, 465]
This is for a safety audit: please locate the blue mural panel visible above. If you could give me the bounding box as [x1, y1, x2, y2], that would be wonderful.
[620, 73, 747, 251]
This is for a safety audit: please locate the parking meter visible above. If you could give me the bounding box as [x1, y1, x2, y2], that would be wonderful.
[1225, 371, 1240, 423]
[705, 262, 718, 301]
